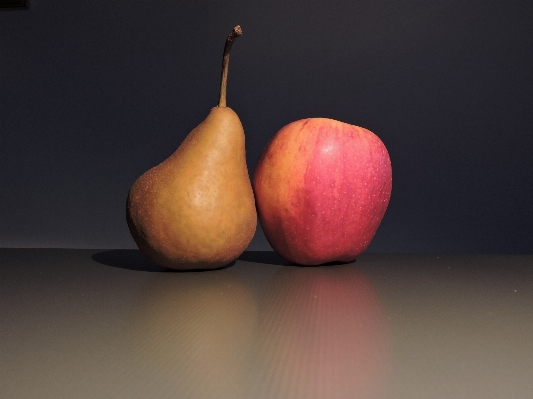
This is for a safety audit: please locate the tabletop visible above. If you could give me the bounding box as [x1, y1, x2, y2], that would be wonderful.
[1, 249, 532, 399]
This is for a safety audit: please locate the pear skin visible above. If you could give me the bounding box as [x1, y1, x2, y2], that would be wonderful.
[126, 26, 256, 270]
[126, 106, 257, 270]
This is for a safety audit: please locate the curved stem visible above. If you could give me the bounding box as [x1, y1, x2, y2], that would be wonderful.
[218, 25, 242, 107]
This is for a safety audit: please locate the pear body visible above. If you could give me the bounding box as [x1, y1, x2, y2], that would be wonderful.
[126, 106, 257, 270]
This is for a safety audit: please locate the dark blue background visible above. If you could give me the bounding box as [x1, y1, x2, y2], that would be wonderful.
[1, 0, 532, 253]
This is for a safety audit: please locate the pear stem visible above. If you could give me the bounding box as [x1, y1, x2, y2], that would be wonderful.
[218, 25, 242, 108]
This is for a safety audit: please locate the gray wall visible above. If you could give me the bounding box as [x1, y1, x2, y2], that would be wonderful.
[1, 0, 532, 253]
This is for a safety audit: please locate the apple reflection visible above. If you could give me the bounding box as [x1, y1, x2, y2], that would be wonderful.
[130, 269, 258, 399]
[252, 264, 391, 399]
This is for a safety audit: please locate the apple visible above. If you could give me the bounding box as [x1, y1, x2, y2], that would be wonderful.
[253, 118, 392, 265]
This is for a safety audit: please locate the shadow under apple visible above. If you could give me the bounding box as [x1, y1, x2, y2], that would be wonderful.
[237, 251, 357, 266]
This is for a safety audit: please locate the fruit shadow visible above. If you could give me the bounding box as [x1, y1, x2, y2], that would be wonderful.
[91, 249, 235, 273]
[91, 250, 355, 271]
[237, 251, 356, 267]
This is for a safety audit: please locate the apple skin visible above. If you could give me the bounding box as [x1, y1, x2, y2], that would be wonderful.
[253, 118, 392, 265]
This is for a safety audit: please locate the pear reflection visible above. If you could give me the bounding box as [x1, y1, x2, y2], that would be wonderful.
[253, 264, 391, 399]
[130, 269, 258, 399]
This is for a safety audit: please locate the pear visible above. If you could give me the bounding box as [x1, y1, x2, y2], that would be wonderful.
[126, 26, 257, 270]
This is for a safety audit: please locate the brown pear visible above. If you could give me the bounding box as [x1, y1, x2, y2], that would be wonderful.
[126, 26, 256, 270]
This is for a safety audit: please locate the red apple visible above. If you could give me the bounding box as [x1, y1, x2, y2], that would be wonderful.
[253, 118, 392, 265]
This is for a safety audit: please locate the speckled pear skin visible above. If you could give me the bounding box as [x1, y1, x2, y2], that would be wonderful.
[126, 106, 257, 270]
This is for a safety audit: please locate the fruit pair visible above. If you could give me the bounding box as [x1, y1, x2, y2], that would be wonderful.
[126, 26, 392, 270]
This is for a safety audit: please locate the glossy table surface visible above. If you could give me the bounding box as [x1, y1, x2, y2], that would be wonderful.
[2, 249, 532, 399]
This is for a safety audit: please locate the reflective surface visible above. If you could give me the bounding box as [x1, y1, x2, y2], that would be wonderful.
[2, 250, 532, 398]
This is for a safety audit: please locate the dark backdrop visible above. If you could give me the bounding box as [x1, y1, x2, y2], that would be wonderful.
[1, 0, 532, 253]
